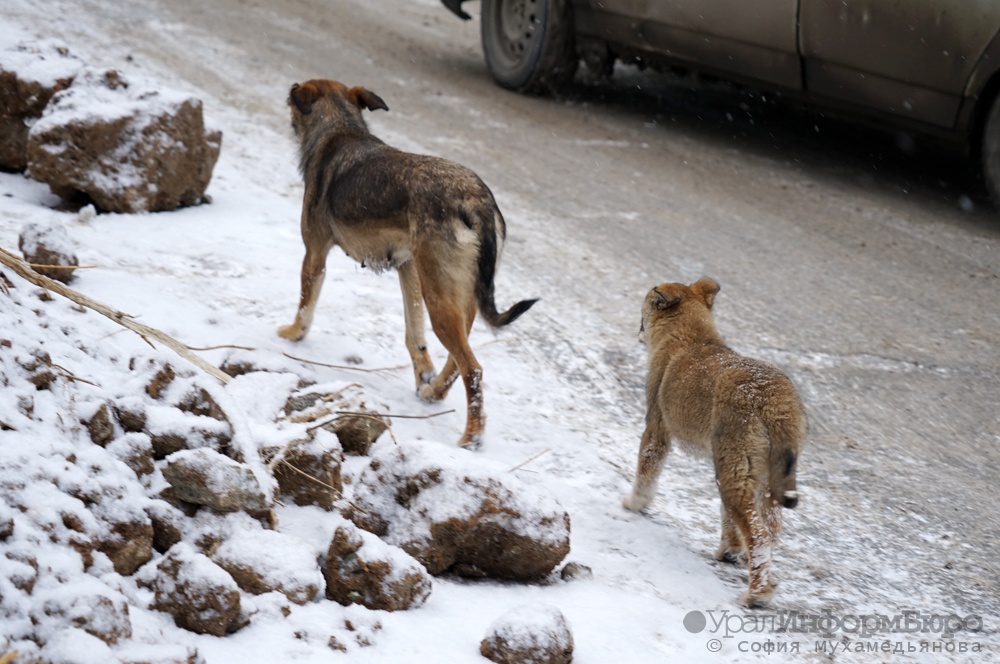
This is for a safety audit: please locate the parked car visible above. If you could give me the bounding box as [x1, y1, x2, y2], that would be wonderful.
[441, 0, 1000, 211]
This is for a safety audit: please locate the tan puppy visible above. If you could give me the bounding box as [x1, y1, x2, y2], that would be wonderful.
[623, 278, 806, 607]
[279, 79, 537, 448]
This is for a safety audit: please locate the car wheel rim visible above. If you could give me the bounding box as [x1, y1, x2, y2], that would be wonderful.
[498, 0, 537, 63]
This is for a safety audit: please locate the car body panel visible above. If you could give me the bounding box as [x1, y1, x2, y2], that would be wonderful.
[590, 0, 801, 89]
[799, 0, 1000, 128]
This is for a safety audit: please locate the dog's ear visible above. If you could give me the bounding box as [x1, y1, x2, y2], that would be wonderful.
[348, 86, 389, 112]
[652, 288, 681, 311]
[691, 277, 720, 309]
[289, 82, 319, 115]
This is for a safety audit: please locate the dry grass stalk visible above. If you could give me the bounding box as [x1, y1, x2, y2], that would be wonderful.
[0, 246, 231, 384]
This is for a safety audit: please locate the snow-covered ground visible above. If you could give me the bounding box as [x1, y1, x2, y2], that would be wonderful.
[2, 1, 997, 662]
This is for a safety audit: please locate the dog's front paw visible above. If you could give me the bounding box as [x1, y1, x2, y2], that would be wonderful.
[622, 492, 651, 512]
[278, 323, 306, 341]
[458, 432, 482, 450]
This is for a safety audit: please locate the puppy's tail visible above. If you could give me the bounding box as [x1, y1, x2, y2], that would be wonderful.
[475, 210, 538, 328]
[767, 411, 805, 509]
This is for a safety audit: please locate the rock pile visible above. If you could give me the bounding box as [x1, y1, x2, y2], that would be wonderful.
[0, 268, 575, 662]
[1, 39, 221, 213]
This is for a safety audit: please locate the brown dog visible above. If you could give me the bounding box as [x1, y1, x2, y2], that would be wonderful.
[279, 79, 536, 447]
[623, 278, 806, 607]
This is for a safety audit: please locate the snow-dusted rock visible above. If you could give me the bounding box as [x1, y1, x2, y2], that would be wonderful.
[35, 586, 132, 646]
[0, 39, 81, 171]
[146, 403, 233, 459]
[151, 543, 243, 636]
[323, 520, 432, 611]
[559, 562, 593, 582]
[105, 432, 155, 478]
[47, 446, 154, 575]
[0, 504, 13, 541]
[146, 363, 176, 400]
[145, 499, 185, 553]
[26, 67, 221, 213]
[36, 627, 115, 664]
[330, 407, 388, 456]
[82, 401, 115, 446]
[480, 604, 574, 664]
[211, 528, 323, 605]
[347, 441, 571, 581]
[162, 448, 271, 514]
[97, 509, 154, 576]
[273, 429, 343, 509]
[18, 221, 79, 283]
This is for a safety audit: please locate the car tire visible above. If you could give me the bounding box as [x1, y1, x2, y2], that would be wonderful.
[481, 0, 577, 95]
[982, 94, 1000, 210]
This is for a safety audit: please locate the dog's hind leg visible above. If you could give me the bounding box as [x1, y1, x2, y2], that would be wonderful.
[715, 504, 745, 563]
[279, 238, 333, 341]
[719, 470, 776, 608]
[422, 288, 484, 447]
[398, 261, 436, 392]
[417, 292, 475, 404]
[623, 421, 671, 511]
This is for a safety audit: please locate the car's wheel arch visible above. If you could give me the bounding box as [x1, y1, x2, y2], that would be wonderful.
[961, 29, 1000, 145]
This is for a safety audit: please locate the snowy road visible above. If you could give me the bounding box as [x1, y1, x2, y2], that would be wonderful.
[3, 0, 1000, 660]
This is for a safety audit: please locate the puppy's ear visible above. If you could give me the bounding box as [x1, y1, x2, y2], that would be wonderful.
[652, 289, 681, 311]
[289, 82, 319, 115]
[348, 86, 389, 112]
[692, 277, 720, 309]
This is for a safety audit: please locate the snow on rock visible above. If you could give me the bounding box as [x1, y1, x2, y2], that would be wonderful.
[329, 406, 389, 455]
[271, 428, 344, 509]
[280, 382, 389, 456]
[146, 498, 186, 554]
[211, 526, 324, 605]
[25, 66, 221, 213]
[323, 518, 432, 612]
[0, 39, 81, 171]
[161, 448, 272, 515]
[219, 348, 315, 380]
[31, 575, 133, 647]
[480, 604, 574, 664]
[150, 542, 243, 636]
[83, 400, 115, 445]
[346, 440, 571, 581]
[105, 431, 156, 478]
[115, 644, 205, 664]
[18, 220, 79, 283]
[35, 628, 116, 664]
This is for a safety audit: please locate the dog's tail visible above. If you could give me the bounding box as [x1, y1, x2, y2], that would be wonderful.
[767, 410, 805, 509]
[475, 210, 538, 328]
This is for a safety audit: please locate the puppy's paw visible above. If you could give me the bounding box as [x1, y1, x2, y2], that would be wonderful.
[278, 323, 306, 341]
[714, 547, 744, 564]
[739, 588, 774, 610]
[622, 492, 651, 512]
